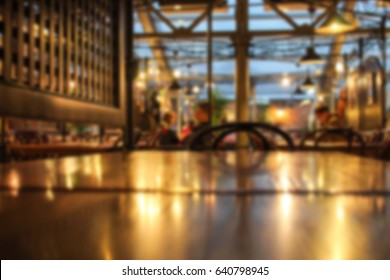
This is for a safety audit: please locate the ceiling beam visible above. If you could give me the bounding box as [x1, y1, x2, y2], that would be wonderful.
[161, 71, 312, 85]
[148, 68, 390, 85]
[134, 13, 318, 22]
[136, 4, 173, 81]
[134, 27, 390, 40]
[265, 1, 299, 30]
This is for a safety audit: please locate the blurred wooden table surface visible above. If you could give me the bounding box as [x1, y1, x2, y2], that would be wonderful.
[0, 151, 389, 259]
[9, 143, 113, 157]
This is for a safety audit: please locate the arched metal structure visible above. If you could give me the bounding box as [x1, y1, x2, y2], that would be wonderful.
[187, 122, 295, 151]
[300, 128, 366, 153]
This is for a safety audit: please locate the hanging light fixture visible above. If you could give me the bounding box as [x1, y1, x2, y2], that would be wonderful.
[300, 4, 324, 66]
[301, 72, 316, 91]
[299, 46, 325, 65]
[316, 11, 359, 35]
[335, 60, 345, 73]
[293, 86, 304, 95]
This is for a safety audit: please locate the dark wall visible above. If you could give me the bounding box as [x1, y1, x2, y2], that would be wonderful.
[0, 0, 128, 127]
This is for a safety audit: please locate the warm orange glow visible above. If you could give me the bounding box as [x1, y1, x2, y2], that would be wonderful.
[316, 12, 359, 35]
[8, 170, 21, 197]
[66, 175, 74, 190]
[136, 80, 145, 89]
[64, 158, 79, 190]
[69, 80, 75, 90]
[171, 197, 183, 218]
[139, 72, 146, 80]
[45, 188, 55, 201]
[276, 108, 285, 118]
[337, 206, 344, 219]
[148, 68, 155, 76]
[281, 194, 292, 216]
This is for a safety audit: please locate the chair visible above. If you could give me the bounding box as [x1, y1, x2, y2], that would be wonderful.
[300, 128, 366, 154]
[380, 140, 390, 160]
[187, 122, 295, 151]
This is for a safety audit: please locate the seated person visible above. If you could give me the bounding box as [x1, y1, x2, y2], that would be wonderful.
[314, 104, 343, 129]
[179, 120, 195, 141]
[193, 102, 211, 133]
[158, 112, 179, 146]
[182, 102, 211, 146]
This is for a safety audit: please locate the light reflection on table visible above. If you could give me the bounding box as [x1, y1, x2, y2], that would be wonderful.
[0, 151, 389, 195]
[0, 151, 389, 259]
[0, 192, 389, 259]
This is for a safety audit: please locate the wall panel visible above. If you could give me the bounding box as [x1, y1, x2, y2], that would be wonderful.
[0, 0, 127, 126]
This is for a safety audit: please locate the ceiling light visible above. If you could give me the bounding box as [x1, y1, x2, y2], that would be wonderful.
[136, 80, 145, 89]
[276, 108, 285, 118]
[281, 75, 291, 87]
[148, 68, 155, 75]
[299, 46, 324, 65]
[69, 80, 75, 89]
[174, 69, 182, 78]
[316, 12, 359, 35]
[335, 60, 345, 73]
[293, 86, 304, 95]
[301, 75, 316, 91]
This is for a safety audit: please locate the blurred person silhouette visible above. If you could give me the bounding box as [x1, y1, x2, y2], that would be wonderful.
[150, 91, 161, 125]
[158, 111, 179, 147]
[336, 87, 348, 127]
[193, 102, 211, 133]
[180, 120, 195, 141]
[314, 103, 343, 129]
[182, 102, 211, 147]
